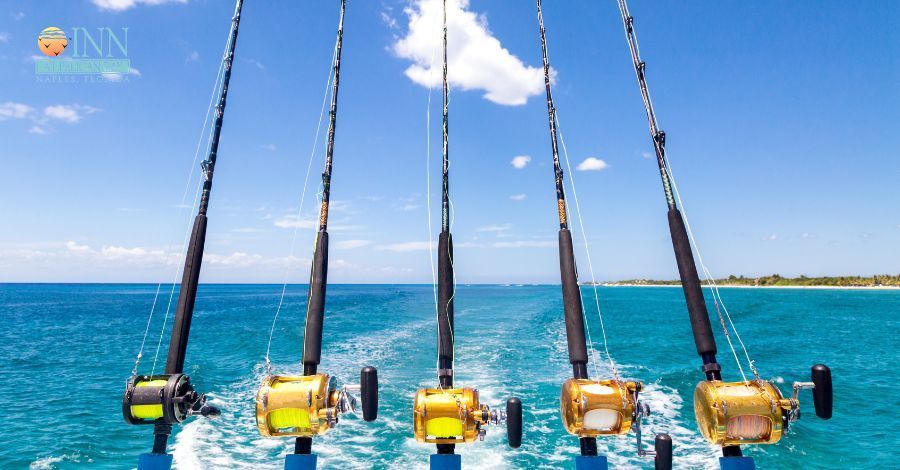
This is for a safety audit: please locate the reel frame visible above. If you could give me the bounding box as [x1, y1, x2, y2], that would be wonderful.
[413, 386, 522, 448]
[693, 364, 833, 446]
[560, 378, 668, 461]
[256, 367, 378, 438]
[122, 373, 218, 426]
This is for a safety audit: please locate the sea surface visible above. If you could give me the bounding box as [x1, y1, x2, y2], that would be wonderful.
[0, 283, 894, 469]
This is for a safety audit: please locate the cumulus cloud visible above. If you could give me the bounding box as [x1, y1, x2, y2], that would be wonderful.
[0, 102, 33, 120]
[511, 155, 531, 169]
[477, 224, 510, 233]
[576, 157, 608, 171]
[44, 104, 100, 123]
[0, 32, 10, 43]
[336, 239, 371, 250]
[393, 0, 546, 106]
[92, 0, 186, 12]
[509, 193, 526, 201]
[377, 241, 433, 252]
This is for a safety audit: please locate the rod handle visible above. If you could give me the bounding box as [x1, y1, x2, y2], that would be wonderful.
[811, 364, 832, 419]
[506, 397, 522, 448]
[654, 433, 673, 470]
[360, 366, 378, 422]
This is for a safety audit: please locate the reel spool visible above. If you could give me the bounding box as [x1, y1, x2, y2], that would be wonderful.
[122, 374, 219, 425]
[694, 364, 833, 446]
[256, 367, 377, 437]
[413, 387, 522, 447]
[561, 378, 672, 465]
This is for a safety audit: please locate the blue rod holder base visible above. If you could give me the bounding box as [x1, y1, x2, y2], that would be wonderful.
[137, 453, 173, 470]
[719, 456, 756, 470]
[285, 453, 318, 470]
[575, 455, 609, 470]
[430, 453, 461, 470]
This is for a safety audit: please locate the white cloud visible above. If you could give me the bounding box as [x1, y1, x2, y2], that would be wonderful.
[492, 240, 556, 248]
[509, 193, 526, 201]
[511, 155, 531, 169]
[0, 32, 10, 43]
[274, 216, 317, 229]
[92, 0, 186, 12]
[768, 233, 778, 240]
[0, 102, 33, 120]
[261, 143, 277, 152]
[477, 224, 510, 233]
[12, 12, 25, 21]
[377, 241, 433, 252]
[641, 151, 653, 159]
[393, 0, 546, 106]
[336, 239, 371, 250]
[44, 104, 99, 123]
[28, 126, 47, 135]
[102, 67, 141, 82]
[576, 157, 608, 171]
[187, 50, 200, 62]
[243, 58, 265, 70]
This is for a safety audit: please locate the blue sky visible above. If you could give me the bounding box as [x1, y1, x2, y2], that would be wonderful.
[0, 0, 897, 283]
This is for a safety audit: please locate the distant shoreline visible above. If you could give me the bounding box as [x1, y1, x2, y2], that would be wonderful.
[601, 283, 900, 290]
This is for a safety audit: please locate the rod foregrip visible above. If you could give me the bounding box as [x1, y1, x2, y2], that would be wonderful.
[165, 214, 208, 374]
[667, 208, 717, 357]
[302, 231, 329, 371]
[558, 229, 589, 376]
[437, 231, 454, 382]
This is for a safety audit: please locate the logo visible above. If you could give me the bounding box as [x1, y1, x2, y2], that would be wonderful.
[34, 26, 132, 82]
[38, 27, 68, 57]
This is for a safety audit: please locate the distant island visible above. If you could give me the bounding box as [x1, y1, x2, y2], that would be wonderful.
[597, 274, 900, 288]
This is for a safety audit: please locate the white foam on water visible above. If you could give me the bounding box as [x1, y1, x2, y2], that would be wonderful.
[29, 453, 84, 470]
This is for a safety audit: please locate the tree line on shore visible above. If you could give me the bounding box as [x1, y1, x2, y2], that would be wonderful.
[606, 274, 900, 287]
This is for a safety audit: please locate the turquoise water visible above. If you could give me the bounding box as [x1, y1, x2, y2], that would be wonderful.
[1, 284, 894, 469]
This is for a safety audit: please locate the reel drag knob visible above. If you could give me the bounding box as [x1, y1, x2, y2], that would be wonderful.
[811, 364, 832, 419]
[654, 433, 672, 470]
[360, 366, 378, 422]
[506, 397, 522, 448]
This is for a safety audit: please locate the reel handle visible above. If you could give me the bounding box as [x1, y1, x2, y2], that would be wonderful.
[811, 364, 832, 419]
[506, 397, 522, 448]
[360, 366, 378, 422]
[654, 433, 673, 470]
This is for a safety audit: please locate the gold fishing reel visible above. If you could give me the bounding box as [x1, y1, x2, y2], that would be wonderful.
[561, 378, 671, 462]
[256, 367, 377, 437]
[413, 387, 522, 447]
[122, 374, 220, 425]
[693, 364, 833, 446]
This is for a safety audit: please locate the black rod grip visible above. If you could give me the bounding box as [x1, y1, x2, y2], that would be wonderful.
[558, 229, 589, 375]
[667, 208, 717, 357]
[360, 366, 378, 422]
[437, 232, 454, 376]
[506, 397, 522, 448]
[165, 215, 208, 374]
[654, 433, 673, 470]
[811, 364, 832, 419]
[302, 231, 329, 370]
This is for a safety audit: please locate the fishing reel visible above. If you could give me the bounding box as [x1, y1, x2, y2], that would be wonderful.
[413, 387, 523, 447]
[694, 364, 833, 446]
[256, 367, 378, 437]
[561, 378, 672, 463]
[122, 374, 220, 425]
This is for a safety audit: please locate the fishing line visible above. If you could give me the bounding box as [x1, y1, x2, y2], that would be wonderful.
[555, 113, 618, 381]
[264, 34, 339, 375]
[663, 159, 758, 381]
[133, 36, 231, 376]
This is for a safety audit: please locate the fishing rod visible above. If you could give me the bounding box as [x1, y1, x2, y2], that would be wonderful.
[614, 1, 832, 467]
[412, 2, 521, 468]
[120, 1, 244, 468]
[535, 2, 672, 469]
[254, 2, 377, 469]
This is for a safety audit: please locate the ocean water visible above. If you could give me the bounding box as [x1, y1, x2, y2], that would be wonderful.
[0, 283, 894, 469]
